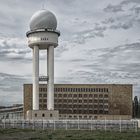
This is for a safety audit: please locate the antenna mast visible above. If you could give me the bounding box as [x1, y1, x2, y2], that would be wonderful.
[42, 0, 47, 10]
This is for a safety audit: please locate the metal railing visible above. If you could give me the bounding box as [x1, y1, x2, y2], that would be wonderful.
[0, 119, 138, 132]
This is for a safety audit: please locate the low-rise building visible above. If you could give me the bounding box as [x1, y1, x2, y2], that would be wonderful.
[24, 84, 132, 120]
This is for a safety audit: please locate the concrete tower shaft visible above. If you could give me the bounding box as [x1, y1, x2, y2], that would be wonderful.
[26, 9, 60, 112]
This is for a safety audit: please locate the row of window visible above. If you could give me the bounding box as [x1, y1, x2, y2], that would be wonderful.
[39, 93, 109, 98]
[39, 104, 108, 108]
[39, 88, 109, 93]
[39, 104, 109, 109]
[34, 113, 52, 118]
[58, 110, 109, 114]
[39, 99, 108, 103]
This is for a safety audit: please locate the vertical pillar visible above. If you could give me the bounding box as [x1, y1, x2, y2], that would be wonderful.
[33, 46, 39, 110]
[47, 46, 54, 110]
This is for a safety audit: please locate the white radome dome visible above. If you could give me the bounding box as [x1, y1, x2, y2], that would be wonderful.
[30, 9, 57, 31]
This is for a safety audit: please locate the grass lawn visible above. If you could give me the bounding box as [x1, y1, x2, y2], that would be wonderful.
[0, 129, 140, 140]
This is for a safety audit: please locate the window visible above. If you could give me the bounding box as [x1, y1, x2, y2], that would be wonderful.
[58, 99, 62, 102]
[39, 104, 42, 108]
[84, 110, 87, 114]
[99, 110, 103, 114]
[65, 88, 67, 92]
[43, 94, 47, 97]
[63, 88, 65, 92]
[99, 105, 103, 108]
[104, 105, 108, 108]
[94, 99, 98, 103]
[94, 94, 98, 98]
[39, 88, 42, 92]
[78, 88, 80, 92]
[106, 88, 109, 92]
[84, 94, 87, 97]
[68, 100, 72, 103]
[42, 113, 45, 117]
[104, 94, 108, 98]
[84, 100, 87, 103]
[43, 88, 46, 92]
[89, 100, 92, 103]
[94, 105, 98, 108]
[96, 88, 98, 92]
[79, 94, 82, 97]
[58, 94, 62, 97]
[74, 100, 77, 103]
[68, 88, 70, 92]
[99, 94, 103, 98]
[84, 105, 87, 108]
[43, 99, 47, 102]
[39, 94, 42, 97]
[79, 110, 82, 114]
[68, 94, 72, 97]
[104, 111, 108, 114]
[58, 88, 60, 92]
[35, 113, 37, 117]
[99, 100, 103, 103]
[74, 94, 77, 97]
[104, 100, 108, 103]
[89, 94, 92, 97]
[94, 110, 97, 114]
[63, 99, 67, 102]
[64, 94, 67, 97]
[50, 114, 53, 117]
[79, 100, 82, 103]
[89, 110, 93, 114]
[101, 88, 103, 92]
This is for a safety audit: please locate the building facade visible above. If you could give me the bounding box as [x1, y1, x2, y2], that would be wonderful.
[24, 84, 132, 120]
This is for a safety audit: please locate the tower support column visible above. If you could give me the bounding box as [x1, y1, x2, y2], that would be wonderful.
[33, 45, 39, 110]
[47, 46, 54, 110]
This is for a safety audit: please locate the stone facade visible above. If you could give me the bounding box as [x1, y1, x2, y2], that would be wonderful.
[24, 84, 132, 120]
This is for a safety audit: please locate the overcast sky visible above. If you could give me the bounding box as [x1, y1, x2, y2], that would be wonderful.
[0, 0, 140, 105]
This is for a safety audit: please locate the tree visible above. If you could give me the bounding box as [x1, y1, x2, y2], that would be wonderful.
[138, 98, 140, 118]
[133, 96, 139, 118]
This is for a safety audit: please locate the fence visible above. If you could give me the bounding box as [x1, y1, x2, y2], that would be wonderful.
[0, 119, 138, 132]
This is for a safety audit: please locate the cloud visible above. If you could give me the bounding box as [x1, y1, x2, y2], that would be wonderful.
[0, 72, 31, 105]
[0, 0, 140, 105]
[104, 4, 124, 13]
[0, 37, 32, 61]
[72, 24, 107, 44]
[102, 0, 140, 31]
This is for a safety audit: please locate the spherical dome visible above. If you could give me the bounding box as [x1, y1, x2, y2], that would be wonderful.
[30, 9, 57, 31]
